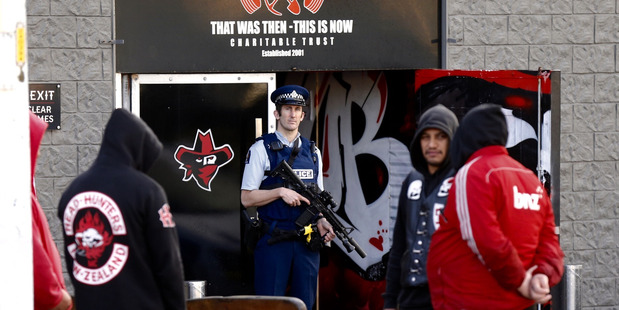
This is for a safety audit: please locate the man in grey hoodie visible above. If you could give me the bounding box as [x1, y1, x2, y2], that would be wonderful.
[383, 104, 459, 310]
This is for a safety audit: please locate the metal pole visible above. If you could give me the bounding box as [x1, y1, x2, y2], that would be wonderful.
[536, 69, 542, 180]
[184, 281, 207, 300]
[563, 265, 582, 310]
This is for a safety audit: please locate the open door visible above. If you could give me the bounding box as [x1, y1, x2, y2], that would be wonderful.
[129, 73, 275, 295]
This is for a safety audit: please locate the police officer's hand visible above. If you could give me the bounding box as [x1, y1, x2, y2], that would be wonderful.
[317, 218, 335, 243]
[279, 187, 310, 207]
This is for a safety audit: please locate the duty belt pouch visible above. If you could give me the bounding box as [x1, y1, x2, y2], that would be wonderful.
[306, 229, 323, 252]
[298, 222, 324, 252]
[242, 209, 263, 253]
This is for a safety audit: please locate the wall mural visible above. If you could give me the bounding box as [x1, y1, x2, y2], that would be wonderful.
[286, 71, 413, 309]
[284, 69, 555, 309]
[414, 70, 554, 195]
[311, 71, 408, 270]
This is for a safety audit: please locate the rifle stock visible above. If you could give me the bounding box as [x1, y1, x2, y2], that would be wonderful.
[270, 161, 367, 258]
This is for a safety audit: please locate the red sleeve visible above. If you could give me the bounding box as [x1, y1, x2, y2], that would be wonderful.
[455, 162, 525, 290]
[531, 193, 564, 286]
[32, 196, 65, 310]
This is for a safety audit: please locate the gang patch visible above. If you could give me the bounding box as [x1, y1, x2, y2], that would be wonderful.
[62, 191, 128, 286]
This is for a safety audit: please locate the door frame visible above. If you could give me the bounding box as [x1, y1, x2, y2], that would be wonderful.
[117, 73, 277, 135]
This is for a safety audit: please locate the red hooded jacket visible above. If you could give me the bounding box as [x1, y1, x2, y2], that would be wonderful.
[427, 104, 564, 309]
[31, 111, 68, 309]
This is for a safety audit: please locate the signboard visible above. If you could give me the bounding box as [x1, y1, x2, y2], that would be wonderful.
[116, 0, 441, 73]
[29, 83, 60, 130]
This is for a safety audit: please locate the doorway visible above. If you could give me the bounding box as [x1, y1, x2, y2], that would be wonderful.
[128, 73, 275, 295]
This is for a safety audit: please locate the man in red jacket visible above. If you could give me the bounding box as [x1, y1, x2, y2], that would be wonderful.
[427, 104, 564, 310]
[30, 111, 73, 310]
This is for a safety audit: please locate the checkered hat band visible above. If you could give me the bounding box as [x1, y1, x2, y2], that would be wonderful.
[275, 90, 305, 103]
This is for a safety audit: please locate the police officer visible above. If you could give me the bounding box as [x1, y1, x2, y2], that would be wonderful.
[241, 85, 335, 309]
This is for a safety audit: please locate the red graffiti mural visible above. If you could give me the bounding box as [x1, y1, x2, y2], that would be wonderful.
[284, 69, 555, 310]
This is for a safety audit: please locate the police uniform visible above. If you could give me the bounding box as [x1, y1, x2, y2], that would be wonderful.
[241, 85, 324, 310]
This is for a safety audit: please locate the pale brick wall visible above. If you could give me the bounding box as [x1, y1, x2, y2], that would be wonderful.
[448, 0, 619, 308]
[26, 0, 114, 294]
[26, 0, 618, 308]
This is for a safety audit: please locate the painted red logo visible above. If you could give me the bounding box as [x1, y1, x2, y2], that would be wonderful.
[240, 0, 324, 15]
[174, 129, 234, 191]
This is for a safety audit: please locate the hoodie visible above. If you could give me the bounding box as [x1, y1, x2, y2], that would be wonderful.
[57, 109, 186, 310]
[383, 104, 458, 310]
[427, 104, 564, 310]
[31, 111, 69, 310]
[409, 104, 459, 175]
[409, 104, 459, 194]
[449, 103, 507, 170]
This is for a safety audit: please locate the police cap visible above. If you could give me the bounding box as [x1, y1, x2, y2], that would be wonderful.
[271, 85, 309, 107]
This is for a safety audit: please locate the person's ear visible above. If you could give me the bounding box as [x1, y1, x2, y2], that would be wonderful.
[274, 109, 280, 120]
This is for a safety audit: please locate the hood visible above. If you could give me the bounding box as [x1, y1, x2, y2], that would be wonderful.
[450, 103, 508, 170]
[410, 104, 459, 174]
[30, 111, 48, 192]
[96, 108, 163, 172]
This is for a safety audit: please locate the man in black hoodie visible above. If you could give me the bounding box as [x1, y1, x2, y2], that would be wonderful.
[383, 104, 459, 310]
[57, 109, 186, 310]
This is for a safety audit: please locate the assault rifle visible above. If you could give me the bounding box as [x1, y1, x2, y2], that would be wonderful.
[270, 160, 367, 258]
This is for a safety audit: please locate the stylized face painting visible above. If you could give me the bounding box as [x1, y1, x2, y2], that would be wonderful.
[174, 129, 234, 191]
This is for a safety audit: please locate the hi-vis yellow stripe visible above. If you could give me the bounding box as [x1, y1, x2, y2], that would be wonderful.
[16, 23, 26, 65]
